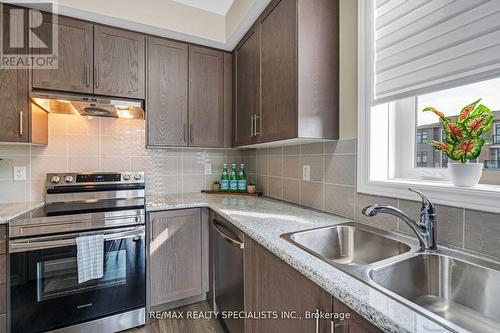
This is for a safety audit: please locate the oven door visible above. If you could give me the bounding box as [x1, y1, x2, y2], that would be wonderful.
[9, 226, 145, 333]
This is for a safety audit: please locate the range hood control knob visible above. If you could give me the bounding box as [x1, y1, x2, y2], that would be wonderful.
[65, 175, 74, 183]
[123, 174, 131, 181]
[50, 176, 61, 184]
[134, 174, 142, 180]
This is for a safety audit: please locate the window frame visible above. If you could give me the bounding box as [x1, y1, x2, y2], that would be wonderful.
[357, 0, 500, 214]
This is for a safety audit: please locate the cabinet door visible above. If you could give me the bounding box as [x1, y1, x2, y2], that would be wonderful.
[32, 16, 93, 93]
[149, 209, 202, 307]
[234, 27, 260, 146]
[245, 238, 331, 333]
[188, 46, 224, 147]
[0, 6, 29, 143]
[146, 37, 188, 146]
[94, 25, 145, 99]
[260, 0, 298, 142]
[333, 297, 382, 333]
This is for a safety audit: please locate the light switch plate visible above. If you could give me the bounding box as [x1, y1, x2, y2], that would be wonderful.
[204, 163, 212, 175]
[302, 165, 310, 181]
[13, 166, 26, 181]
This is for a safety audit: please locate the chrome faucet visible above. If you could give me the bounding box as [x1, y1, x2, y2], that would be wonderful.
[362, 188, 437, 251]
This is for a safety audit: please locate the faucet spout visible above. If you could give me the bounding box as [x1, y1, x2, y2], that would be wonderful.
[361, 189, 437, 251]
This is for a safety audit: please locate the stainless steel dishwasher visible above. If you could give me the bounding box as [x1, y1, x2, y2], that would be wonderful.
[211, 214, 245, 333]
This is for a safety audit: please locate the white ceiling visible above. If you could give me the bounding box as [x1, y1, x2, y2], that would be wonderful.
[174, 0, 235, 15]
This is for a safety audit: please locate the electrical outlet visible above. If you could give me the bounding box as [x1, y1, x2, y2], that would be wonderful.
[302, 165, 310, 181]
[13, 166, 26, 181]
[204, 163, 212, 175]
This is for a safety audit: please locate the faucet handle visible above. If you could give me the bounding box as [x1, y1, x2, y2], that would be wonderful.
[408, 188, 434, 212]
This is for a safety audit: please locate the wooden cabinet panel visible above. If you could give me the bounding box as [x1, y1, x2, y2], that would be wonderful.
[234, 27, 260, 146]
[260, 0, 298, 143]
[149, 209, 202, 307]
[333, 297, 382, 333]
[32, 16, 93, 93]
[223, 53, 233, 148]
[188, 46, 224, 147]
[147, 37, 188, 146]
[0, 6, 29, 143]
[245, 238, 331, 333]
[94, 25, 145, 99]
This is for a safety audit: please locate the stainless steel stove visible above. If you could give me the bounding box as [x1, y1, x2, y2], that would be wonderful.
[9, 172, 146, 333]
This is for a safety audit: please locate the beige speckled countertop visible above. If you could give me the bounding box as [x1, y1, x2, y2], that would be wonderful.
[0, 202, 45, 224]
[147, 193, 455, 333]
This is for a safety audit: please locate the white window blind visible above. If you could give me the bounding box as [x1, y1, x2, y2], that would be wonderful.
[374, 0, 500, 105]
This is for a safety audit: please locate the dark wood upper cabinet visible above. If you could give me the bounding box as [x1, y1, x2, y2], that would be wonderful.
[0, 6, 47, 144]
[260, 0, 298, 143]
[188, 46, 224, 148]
[94, 25, 145, 99]
[233, 0, 339, 146]
[32, 16, 93, 94]
[234, 27, 261, 147]
[146, 37, 188, 147]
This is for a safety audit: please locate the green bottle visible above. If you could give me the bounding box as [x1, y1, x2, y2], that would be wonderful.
[220, 164, 229, 192]
[238, 164, 247, 192]
[229, 164, 238, 192]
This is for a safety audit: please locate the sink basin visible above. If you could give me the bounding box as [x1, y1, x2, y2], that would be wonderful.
[370, 253, 500, 333]
[282, 224, 411, 265]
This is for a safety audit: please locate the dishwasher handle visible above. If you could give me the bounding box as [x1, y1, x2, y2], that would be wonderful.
[213, 221, 244, 250]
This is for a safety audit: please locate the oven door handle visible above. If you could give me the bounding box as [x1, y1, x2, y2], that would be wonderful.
[10, 226, 145, 252]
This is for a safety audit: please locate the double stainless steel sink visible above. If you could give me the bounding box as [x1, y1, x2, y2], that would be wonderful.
[282, 222, 500, 333]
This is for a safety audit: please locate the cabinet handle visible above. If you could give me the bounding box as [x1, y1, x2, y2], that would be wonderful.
[95, 66, 99, 88]
[254, 115, 260, 136]
[250, 115, 254, 137]
[315, 308, 320, 333]
[331, 320, 342, 333]
[150, 221, 154, 242]
[183, 123, 187, 143]
[190, 124, 194, 143]
[19, 112, 24, 135]
[85, 64, 90, 87]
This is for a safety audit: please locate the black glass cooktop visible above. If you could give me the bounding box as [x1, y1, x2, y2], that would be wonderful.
[20, 198, 145, 219]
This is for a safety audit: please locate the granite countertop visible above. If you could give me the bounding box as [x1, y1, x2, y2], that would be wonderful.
[0, 202, 45, 224]
[147, 193, 452, 333]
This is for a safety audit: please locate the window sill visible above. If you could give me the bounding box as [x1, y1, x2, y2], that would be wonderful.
[358, 178, 500, 213]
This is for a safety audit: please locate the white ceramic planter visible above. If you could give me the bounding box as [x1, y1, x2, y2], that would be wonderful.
[449, 162, 483, 187]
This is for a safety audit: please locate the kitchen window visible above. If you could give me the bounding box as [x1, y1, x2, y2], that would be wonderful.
[358, 0, 500, 213]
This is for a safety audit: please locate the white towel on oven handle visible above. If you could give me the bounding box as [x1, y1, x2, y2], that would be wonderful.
[76, 234, 104, 284]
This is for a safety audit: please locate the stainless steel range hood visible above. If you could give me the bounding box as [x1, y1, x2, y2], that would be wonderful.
[31, 91, 145, 120]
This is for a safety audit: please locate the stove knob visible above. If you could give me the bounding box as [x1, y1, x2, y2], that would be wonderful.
[123, 174, 131, 181]
[50, 176, 61, 184]
[134, 174, 142, 180]
[65, 175, 74, 183]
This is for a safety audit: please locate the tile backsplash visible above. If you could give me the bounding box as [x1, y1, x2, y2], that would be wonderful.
[246, 139, 500, 260]
[0, 114, 242, 203]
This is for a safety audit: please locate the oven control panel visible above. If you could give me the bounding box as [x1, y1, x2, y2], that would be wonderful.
[47, 172, 144, 186]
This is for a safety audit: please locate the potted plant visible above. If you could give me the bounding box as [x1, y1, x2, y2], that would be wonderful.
[423, 99, 494, 187]
[212, 181, 221, 192]
[247, 182, 256, 194]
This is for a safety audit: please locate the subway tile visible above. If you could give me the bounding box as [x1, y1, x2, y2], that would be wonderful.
[0, 156, 30, 180]
[31, 178, 46, 202]
[101, 156, 131, 172]
[324, 184, 355, 218]
[0, 180, 30, 203]
[244, 156, 257, 174]
[0, 145, 30, 156]
[268, 176, 283, 200]
[302, 155, 324, 182]
[268, 146, 283, 156]
[283, 178, 300, 204]
[131, 156, 182, 176]
[31, 155, 67, 179]
[464, 210, 500, 259]
[68, 135, 100, 156]
[67, 115, 100, 135]
[31, 134, 67, 156]
[300, 143, 324, 155]
[257, 175, 268, 194]
[268, 156, 283, 177]
[283, 156, 301, 179]
[183, 175, 206, 193]
[256, 148, 268, 157]
[398, 200, 464, 247]
[300, 181, 323, 210]
[244, 149, 257, 157]
[325, 139, 356, 155]
[282, 145, 300, 155]
[48, 113, 68, 135]
[324, 154, 356, 186]
[256, 157, 268, 175]
[146, 175, 182, 195]
[183, 155, 205, 175]
[68, 156, 100, 172]
[356, 193, 398, 230]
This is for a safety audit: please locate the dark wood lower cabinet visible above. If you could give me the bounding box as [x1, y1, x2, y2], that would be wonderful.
[244, 237, 382, 333]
